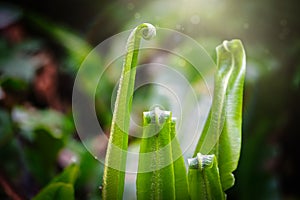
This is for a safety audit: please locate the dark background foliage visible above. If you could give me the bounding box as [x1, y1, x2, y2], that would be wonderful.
[1, 0, 299, 199]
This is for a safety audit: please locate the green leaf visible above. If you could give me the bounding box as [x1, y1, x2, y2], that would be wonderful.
[170, 118, 189, 200]
[137, 107, 188, 200]
[102, 23, 156, 200]
[137, 108, 175, 200]
[66, 140, 103, 199]
[12, 107, 73, 141]
[24, 130, 64, 184]
[188, 153, 225, 200]
[50, 163, 79, 184]
[33, 183, 74, 200]
[193, 39, 246, 191]
[33, 164, 79, 200]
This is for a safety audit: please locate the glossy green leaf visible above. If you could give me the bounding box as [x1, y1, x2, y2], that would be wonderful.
[137, 107, 188, 200]
[193, 39, 246, 191]
[102, 23, 156, 200]
[137, 108, 175, 200]
[188, 153, 225, 200]
[33, 164, 79, 200]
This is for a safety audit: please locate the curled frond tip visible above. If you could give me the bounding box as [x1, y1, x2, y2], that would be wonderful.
[138, 23, 156, 40]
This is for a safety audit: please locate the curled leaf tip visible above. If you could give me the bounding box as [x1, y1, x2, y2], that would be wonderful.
[223, 40, 230, 52]
[188, 153, 215, 170]
[138, 23, 156, 40]
[171, 117, 177, 123]
[188, 156, 200, 169]
[143, 107, 170, 125]
[222, 39, 244, 53]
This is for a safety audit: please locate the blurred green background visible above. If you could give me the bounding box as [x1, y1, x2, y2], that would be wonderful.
[0, 0, 299, 199]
